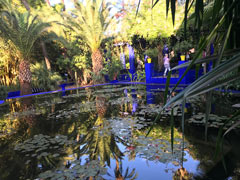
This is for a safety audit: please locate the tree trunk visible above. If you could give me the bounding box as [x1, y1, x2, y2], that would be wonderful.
[21, 0, 31, 11]
[157, 45, 163, 71]
[40, 41, 51, 70]
[91, 49, 104, 83]
[19, 60, 32, 95]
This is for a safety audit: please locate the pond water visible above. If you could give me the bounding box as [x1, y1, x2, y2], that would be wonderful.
[0, 84, 240, 180]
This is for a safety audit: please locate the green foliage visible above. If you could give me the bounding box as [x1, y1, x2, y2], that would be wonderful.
[134, 70, 146, 82]
[122, 1, 185, 41]
[173, 40, 193, 53]
[103, 56, 122, 81]
[31, 62, 62, 90]
[56, 56, 73, 71]
[73, 54, 91, 70]
[27, 0, 45, 10]
[144, 48, 158, 65]
[0, 39, 19, 85]
[0, 85, 8, 100]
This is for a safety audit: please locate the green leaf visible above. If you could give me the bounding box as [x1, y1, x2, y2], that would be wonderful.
[184, 0, 190, 40]
[170, 0, 176, 25]
[181, 98, 185, 134]
[164, 71, 171, 104]
[152, 0, 159, 8]
[136, 0, 141, 17]
[212, 0, 224, 27]
[166, 0, 170, 18]
[216, 20, 233, 66]
[194, 0, 203, 36]
[170, 108, 174, 154]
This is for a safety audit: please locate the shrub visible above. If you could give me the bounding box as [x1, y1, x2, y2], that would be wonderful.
[31, 63, 62, 91]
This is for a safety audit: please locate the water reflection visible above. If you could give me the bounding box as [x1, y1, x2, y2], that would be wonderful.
[0, 85, 239, 179]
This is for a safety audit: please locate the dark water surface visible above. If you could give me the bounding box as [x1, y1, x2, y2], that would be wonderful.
[0, 84, 240, 180]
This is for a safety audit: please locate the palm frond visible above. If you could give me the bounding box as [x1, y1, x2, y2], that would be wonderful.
[66, 0, 112, 51]
[0, 5, 60, 61]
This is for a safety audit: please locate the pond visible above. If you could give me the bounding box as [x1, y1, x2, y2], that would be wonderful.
[0, 84, 240, 180]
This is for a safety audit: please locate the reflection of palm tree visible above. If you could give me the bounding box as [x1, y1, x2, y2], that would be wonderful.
[20, 97, 35, 128]
[78, 95, 123, 166]
[96, 95, 107, 118]
[173, 134, 193, 180]
[113, 157, 138, 180]
[173, 167, 192, 180]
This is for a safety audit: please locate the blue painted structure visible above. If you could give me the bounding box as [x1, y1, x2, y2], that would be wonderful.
[58, 82, 74, 91]
[120, 52, 126, 69]
[127, 44, 136, 76]
[145, 61, 204, 85]
[7, 91, 20, 98]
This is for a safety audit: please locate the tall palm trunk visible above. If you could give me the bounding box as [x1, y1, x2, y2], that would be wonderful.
[91, 49, 104, 82]
[157, 45, 163, 71]
[40, 41, 51, 70]
[19, 60, 32, 95]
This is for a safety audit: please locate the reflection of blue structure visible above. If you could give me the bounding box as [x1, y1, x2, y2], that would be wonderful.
[131, 89, 138, 114]
[123, 88, 138, 114]
[146, 84, 185, 105]
[146, 85, 155, 104]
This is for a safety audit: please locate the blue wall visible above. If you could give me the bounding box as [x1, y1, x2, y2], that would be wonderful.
[145, 61, 203, 85]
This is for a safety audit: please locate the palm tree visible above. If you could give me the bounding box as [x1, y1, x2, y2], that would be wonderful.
[0, 1, 55, 95]
[20, 0, 53, 71]
[67, 0, 112, 83]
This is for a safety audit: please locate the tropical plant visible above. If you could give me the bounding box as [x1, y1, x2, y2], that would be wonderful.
[66, 0, 113, 83]
[0, 39, 19, 86]
[0, 0, 66, 95]
[102, 54, 122, 81]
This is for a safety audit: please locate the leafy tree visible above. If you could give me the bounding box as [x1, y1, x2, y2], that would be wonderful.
[67, 0, 113, 83]
[120, 0, 185, 41]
